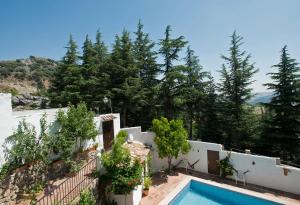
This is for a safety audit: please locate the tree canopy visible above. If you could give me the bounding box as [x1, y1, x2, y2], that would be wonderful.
[152, 117, 191, 172]
[46, 22, 300, 165]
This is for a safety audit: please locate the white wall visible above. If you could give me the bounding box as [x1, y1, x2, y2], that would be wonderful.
[0, 93, 14, 164]
[122, 127, 300, 195]
[111, 185, 142, 205]
[10, 112, 121, 153]
[0, 93, 121, 165]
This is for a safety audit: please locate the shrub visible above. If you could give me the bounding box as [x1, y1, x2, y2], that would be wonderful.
[54, 102, 98, 160]
[152, 117, 191, 172]
[101, 131, 142, 195]
[2, 114, 52, 178]
[0, 163, 11, 182]
[217, 152, 234, 178]
[67, 159, 83, 173]
[78, 189, 96, 205]
[143, 176, 152, 190]
[4, 120, 39, 166]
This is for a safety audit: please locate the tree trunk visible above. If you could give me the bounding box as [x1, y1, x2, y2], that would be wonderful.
[167, 156, 173, 173]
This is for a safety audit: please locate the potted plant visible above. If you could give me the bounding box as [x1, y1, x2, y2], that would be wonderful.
[66, 160, 81, 177]
[89, 143, 99, 152]
[217, 152, 234, 178]
[143, 176, 152, 196]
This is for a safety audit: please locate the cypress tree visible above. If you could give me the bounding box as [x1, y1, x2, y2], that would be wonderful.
[133, 21, 159, 129]
[263, 46, 300, 162]
[158, 26, 187, 119]
[218, 31, 258, 148]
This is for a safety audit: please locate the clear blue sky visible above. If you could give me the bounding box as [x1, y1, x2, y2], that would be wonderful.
[0, 0, 299, 92]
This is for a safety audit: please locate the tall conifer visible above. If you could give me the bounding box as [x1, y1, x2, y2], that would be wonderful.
[49, 35, 82, 106]
[182, 46, 207, 138]
[109, 31, 144, 127]
[133, 21, 159, 129]
[218, 31, 258, 148]
[159, 26, 187, 119]
[263, 46, 300, 162]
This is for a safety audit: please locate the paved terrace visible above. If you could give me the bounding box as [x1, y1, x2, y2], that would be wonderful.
[141, 168, 300, 205]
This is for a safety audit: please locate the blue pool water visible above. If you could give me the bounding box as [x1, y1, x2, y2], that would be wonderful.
[169, 180, 282, 205]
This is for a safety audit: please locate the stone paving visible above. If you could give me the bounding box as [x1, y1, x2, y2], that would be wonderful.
[140, 172, 188, 205]
[140, 169, 300, 205]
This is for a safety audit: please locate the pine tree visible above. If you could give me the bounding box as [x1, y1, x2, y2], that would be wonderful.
[133, 21, 159, 129]
[159, 26, 187, 119]
[218, 31, 258, 148]
[181, 46, 207, 139]
[263, 46, 300, 162]
[49, 35, 82, 106]
[109, 30, 144, 127]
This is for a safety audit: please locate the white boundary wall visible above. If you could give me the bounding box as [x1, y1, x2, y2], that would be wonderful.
[0, 93, 120, 164]
[0, 94, 14, 164]
[111, 185, 142, 205]
[121, 127, 300, 195]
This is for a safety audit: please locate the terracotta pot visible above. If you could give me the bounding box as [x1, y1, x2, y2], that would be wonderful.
[142, 189, 149, 196]
[89, 146, 97, 152]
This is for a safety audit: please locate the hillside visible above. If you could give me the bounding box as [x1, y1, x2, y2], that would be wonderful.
[0, 56, 58, 110]
[0, 56, 58, 91]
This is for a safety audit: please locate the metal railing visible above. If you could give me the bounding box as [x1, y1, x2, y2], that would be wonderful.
[37, 157, 98, 205]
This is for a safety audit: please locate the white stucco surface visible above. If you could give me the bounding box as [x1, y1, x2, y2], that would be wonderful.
[0, 93, 14, 164]
[121, 127, 300, 195]
[111, 185, 142, 205]
[0, 93, 121, 165]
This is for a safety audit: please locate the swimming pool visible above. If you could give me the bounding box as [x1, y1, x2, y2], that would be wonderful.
[169, 180, 282, 205]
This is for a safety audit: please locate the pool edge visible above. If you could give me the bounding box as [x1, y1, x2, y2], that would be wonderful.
[158, 175, 297, 205]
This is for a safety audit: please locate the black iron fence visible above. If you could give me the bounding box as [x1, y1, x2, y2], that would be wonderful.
[37, 157, 98, 205]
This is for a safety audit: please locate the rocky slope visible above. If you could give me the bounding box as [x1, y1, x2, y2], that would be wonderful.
[0, 56, 58, 110]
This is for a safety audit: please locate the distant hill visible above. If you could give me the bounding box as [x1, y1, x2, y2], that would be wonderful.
[249, 92, 273, 105]
[0, 56, 58, 94]
[0, 56, 59, 110]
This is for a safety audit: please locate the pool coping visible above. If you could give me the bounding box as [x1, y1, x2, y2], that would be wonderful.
[158, 175, 298, 205]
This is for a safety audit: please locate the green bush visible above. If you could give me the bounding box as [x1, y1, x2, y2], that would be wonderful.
[4, 120, 40, 166]
[67, 160, 83, 173]
[217, 152, 234, 178]
[143, 176, 152, 190]
[78, 189, 96, 205]
[3, 114, 52, 173]
[54, 102, 98, 160]
[152, 117, 191, 172]
[0, 163, 11, 182]
[101, 131, 143, 195]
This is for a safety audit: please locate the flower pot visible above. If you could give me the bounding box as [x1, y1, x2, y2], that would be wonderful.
[142, 189, 149, 196]
[89, 145, 97, 152]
